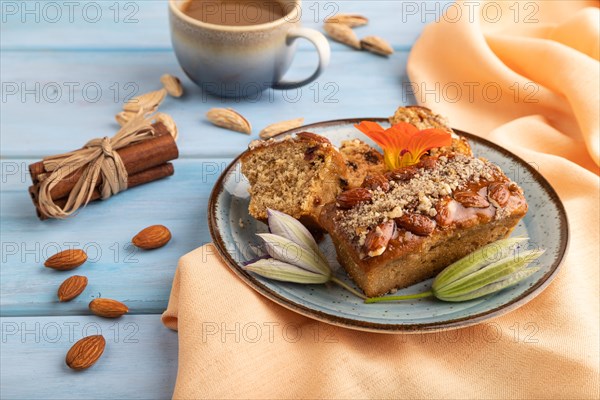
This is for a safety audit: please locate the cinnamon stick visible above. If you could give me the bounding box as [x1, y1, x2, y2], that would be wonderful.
[28, 122, 177, 199]
[29, 122, 170, 184]
[30, 162, 175, 220]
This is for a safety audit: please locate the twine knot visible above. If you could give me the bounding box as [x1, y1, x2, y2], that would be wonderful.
[37, 113, 158, 219]
[100, 137, 113, 157]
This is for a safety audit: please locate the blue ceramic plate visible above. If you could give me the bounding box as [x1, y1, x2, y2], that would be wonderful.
[208, 119, 568, 333]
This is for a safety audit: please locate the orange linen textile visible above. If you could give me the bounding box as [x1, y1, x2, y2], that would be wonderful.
[163, 1, 599, 398]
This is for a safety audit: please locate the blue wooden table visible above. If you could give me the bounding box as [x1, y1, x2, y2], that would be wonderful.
[0, 1, 449, 398]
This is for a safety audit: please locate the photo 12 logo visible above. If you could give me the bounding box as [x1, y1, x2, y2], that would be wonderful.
[200, 321, 339, 344]
[199, 81, 340, 104]
[1, 321, 139, 344]
[403, 81, 540, 105]
[1, 1, 140, 24]
[398, 1, 539, 24]
[1, 81, 139, 104]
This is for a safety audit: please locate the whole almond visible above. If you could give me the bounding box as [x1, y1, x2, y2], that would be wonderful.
[154, 113, 178, 140]
[360, 36, 394, 56]
[488, 183, 510, 208]
[396, 213, 436, 236]
[259, 117, 304, 139]
[454, 191, 490, 208]
[336, 188, 372, 209]
[206, 108, 251, 134]
[325, 13, 368, 28]
[44, 249, 87, 271]
[435, 200, 452, 228]
[66, 335, 106, 370]
[364, 220, 396, 258]
[362, 173, 390, 192]
[160, 74, 184, 97]
[323, 23, 361, 49]
[386, 166, 418, 182]
[132, 224, 172, 249]
[89, 298, 129, 318]
[58, 275, 88, 302]
[296, 131, 331, 144]
[124, 88, 167, 113]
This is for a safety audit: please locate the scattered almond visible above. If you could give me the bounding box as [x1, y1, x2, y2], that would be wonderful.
[44, 249, 87, 271]
[206, 108, 252, 134]
[360, 36, 394, 56]
[124, 88, 167, 113]
[132, 224, 172, 249]
[325, 13, 368, 28]
[154, 113, 178, 140]
[58, 275, 88, 302]
[364, 220, 395, 257]
[160, 74, 184, 97]
[336, 188, 372, 209]
[259, 118, 304, 139]
[454, 192, 490, 208]
[396, 213, 436, 236]
[323, 23, 361, 49]
[89, 298, 129, 318]
[66, 335, 106, 370]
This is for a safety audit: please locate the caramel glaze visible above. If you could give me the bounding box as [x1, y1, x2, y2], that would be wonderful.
[319, 172, 528, 270]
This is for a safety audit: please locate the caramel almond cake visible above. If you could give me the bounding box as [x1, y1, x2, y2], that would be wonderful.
[319, 154, 528, 297]
[241, 106, 528, 296]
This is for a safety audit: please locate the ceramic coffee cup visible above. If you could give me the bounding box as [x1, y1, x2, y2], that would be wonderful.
[168, 0, 331, 98]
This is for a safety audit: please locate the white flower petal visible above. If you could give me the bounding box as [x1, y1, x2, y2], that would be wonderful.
[267, 208, 328, 265]
[257, 233, 331, 276]
[433, 237, 528, 292]
[437, 266, 541, 302]
[244, 258, 330, 284]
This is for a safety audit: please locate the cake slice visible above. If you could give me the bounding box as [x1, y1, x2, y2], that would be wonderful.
[319, 153, 528, 297]
[390, 105, 472, 157]
[339, 106, 473, 190]
[339, 139, 386, 188]
[241, 132, 348, 230]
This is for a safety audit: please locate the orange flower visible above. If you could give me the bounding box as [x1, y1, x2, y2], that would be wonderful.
[355, 121, 452, 170]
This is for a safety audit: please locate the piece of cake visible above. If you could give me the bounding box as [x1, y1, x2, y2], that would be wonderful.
[319, 153, 528, 297]
[339, 139, 386, 188]
[390, 105, 472, 157]
[389, 105, 453, 131]
[241, 132, 348, 230]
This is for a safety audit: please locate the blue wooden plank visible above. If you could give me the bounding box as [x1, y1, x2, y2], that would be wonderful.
[1, 50, 413, 158]
[1, 0, 451, 51]
[1, 158, 229, 317]
[0, 315, 177, 399]
[0, 3, 436, 398]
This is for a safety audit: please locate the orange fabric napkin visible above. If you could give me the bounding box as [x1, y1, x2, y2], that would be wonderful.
[162, 1, 599, 398]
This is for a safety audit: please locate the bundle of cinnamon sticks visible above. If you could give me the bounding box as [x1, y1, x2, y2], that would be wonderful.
[28, 122, 179, 220]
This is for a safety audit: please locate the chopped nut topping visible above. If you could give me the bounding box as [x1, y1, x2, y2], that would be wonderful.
[335, 154, 506, 244]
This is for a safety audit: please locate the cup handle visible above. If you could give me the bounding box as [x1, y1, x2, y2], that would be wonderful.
[272, 27, 331, 90]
